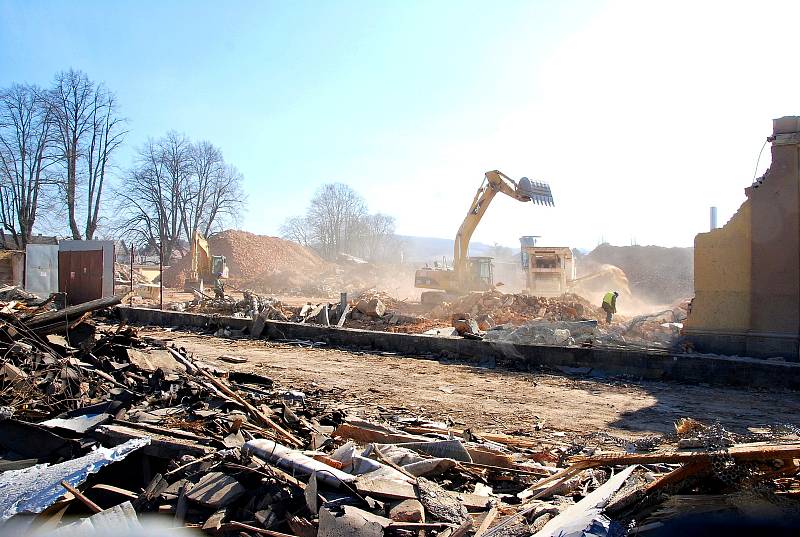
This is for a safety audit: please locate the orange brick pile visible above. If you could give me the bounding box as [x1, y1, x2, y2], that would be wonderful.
[354, 288, 405, 311]
[163, 230, 328, 287]
[427, 289, 607, 325]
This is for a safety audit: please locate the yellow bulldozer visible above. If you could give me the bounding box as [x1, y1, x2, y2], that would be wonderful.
[415, 170, 554, 303]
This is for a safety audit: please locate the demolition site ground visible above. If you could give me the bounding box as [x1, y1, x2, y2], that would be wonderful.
[143, 327, 800, 441]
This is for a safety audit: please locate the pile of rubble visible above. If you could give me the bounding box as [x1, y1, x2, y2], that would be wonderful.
[164, 230, 329, 288]
[0, 308, 799, 534]
[113, 263, 150, 287]
[483, 304, 690, 350]
[0, 295, 799, 534]
[255, 290, 439, 334]
[170, 290, 295, 321]
[428, 291, 606, 327]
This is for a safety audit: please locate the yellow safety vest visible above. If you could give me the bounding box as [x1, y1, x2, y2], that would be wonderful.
[602, 292, 615, 306]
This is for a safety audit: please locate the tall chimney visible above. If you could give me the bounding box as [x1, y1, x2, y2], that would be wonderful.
[710, 206, 718, 230]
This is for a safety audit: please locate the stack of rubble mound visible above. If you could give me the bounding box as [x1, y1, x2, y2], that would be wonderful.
[428, 290, 606, 326]
[114, 263, 150, 286]
[483, 299, 691, 350]
[286, 289, 442, 333]
[596, 298, 691, 349]
[163, 230, 329, 288]
[209, 230, 328, 280]
[0, 303, 797, 536]
[347, 289, 441, 333]
[171, 290, 294, 321]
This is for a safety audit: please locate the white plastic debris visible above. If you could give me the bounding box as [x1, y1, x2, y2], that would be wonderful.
[243, 439, 355, 486]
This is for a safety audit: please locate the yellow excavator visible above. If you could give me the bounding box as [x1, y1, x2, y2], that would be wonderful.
[184, 231, 229, 296]
[415, 170, 554, 303]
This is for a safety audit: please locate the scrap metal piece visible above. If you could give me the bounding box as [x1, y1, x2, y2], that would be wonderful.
[0, 436, 150, 521]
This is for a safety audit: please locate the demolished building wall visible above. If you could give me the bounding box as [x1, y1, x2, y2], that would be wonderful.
[686, 116, 800, 359]
[689, 202, 751, 334]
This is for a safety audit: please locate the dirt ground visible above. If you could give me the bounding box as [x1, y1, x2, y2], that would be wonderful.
[139, 328, 800, 444]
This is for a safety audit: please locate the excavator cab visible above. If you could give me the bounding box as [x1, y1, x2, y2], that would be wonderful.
[467, 257, 494, 289]
[211, 255, 229, 279]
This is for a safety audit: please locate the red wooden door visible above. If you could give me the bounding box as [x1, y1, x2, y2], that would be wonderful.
[58, 250, 103, 305]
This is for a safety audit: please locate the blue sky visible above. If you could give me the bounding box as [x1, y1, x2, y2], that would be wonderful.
[2, 0, 799, 249]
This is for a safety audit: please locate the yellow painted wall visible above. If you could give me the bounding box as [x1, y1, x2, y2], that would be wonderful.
[136, 266, 160, 283]
[686, 201, 751, 332]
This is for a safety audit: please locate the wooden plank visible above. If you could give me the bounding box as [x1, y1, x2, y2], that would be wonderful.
[569, 443, 800, 470]
[92, 424, 213, 459]
[336, 303, 351, 327]
[91, 484, 139, 501]
[642, 461, 710, 494]
[333, 422, 427, 445]
[61, 480, 101, 513]
[474, 506, 498, 537]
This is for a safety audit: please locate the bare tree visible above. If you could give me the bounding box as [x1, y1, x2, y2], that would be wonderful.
[0, 84, 54, 248]
[305, 183, 367, 259]
[115, 133, 245, 255]
[48, 69, 94, 239]
[114, 133, 191, 257]
[279, 216, 311, 247]
[179, 141, 246, 240]
[201, 163, 245, 236]
[84, 87, 126, 239]
[281, 183, 397, 262]
[48, 69, 125, 240]
[357, 213, 396, 261]
[180, 140, 223, 243]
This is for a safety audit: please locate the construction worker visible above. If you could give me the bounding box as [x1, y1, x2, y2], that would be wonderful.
[602, 291, 619, 323]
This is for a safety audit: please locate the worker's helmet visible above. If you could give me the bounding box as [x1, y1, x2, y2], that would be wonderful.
[614, 291, 619, 297]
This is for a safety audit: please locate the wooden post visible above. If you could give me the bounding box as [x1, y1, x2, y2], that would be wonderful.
[129, 243, 134, 306]
[159, 241, 164, 310]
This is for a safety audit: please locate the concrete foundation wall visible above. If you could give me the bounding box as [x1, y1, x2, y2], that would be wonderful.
[117, 306, 800, 391]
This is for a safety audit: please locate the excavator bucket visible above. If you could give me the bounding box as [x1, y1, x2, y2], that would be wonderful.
[517, 177, 555, 206]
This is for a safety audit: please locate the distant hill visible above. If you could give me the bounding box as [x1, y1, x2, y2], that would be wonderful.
[396, 235, 498, 263]
[578, 243, 693, 305]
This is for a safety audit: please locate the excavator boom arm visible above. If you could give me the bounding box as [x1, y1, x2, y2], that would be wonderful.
[453, 170, 553, 276]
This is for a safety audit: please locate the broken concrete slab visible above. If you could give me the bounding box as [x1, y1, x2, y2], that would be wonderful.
[356, 298, 386, 318]
[126, 348, 185, 374]
[186, 472, 245, 508]
[354, 476, 417, 500]
[417, 477, 469, 525]
[389, 499, 425, 522]
[318, 505, 391, 537]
